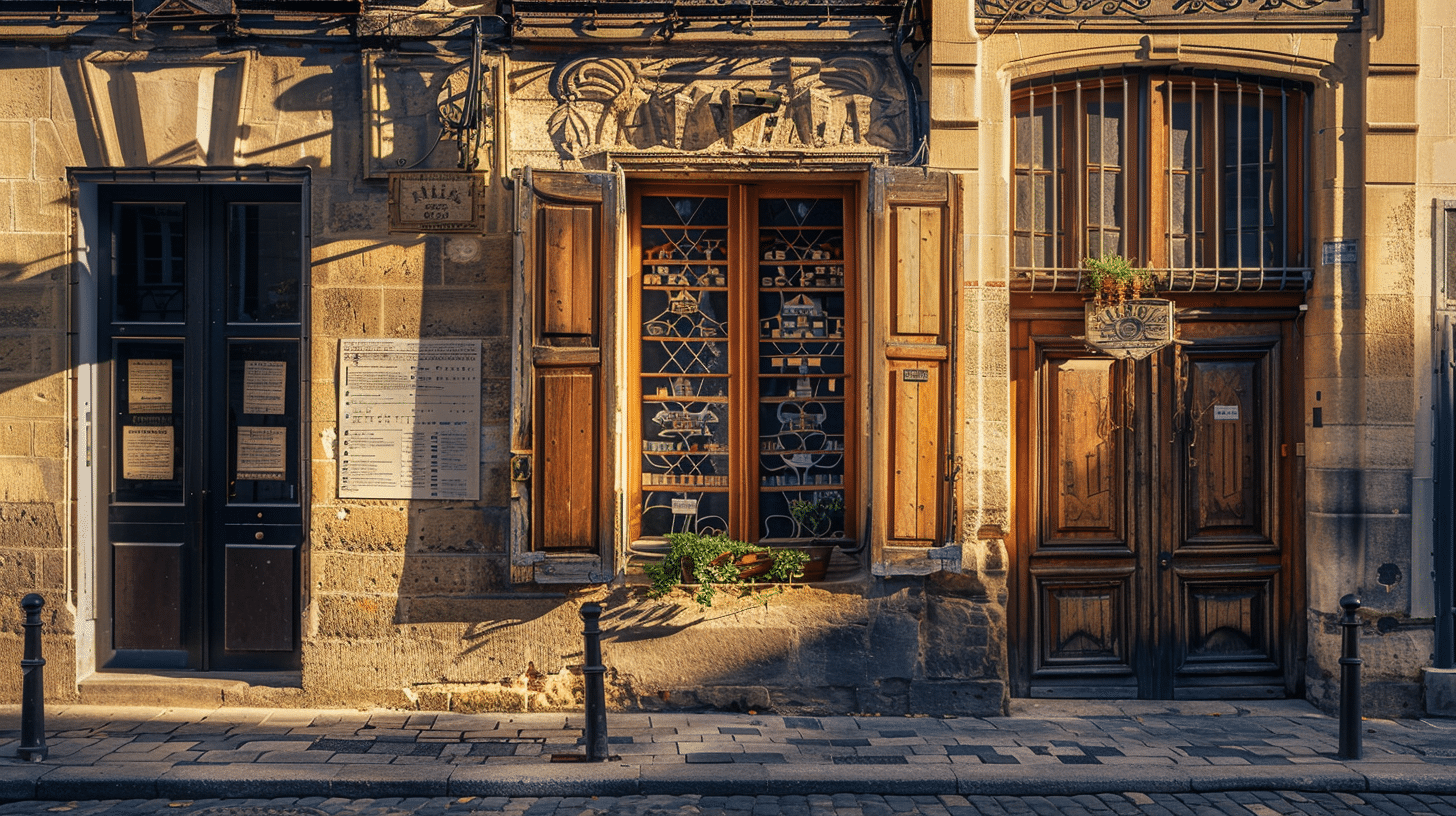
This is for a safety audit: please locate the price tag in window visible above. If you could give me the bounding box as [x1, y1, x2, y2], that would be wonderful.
[671, 498, 699, 515]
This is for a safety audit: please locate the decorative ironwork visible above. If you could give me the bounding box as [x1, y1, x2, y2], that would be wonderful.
[979, 0, 1357, 18]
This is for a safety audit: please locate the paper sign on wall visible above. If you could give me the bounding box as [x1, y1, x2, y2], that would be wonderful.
[1213, 405, 1240, 421]
[236, 426, 287, 481]
[338, 339, 481, 500]
[123, 425, 174, 480]
[243, 361, 287, 415]
[128, 359, 173, 414]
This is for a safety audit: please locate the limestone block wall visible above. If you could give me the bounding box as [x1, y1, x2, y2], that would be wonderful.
[1305, 0, 1431, 718]
[0, 18, 1015, 714]
[0, 43, 88, 703]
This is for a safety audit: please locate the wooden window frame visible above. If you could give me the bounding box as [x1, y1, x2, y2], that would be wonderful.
[1012, 70, 1309, 291]
[626, 181, 859, 546]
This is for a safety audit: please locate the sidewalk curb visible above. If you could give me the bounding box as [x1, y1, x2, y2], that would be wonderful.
[5, 763, 1456, 801]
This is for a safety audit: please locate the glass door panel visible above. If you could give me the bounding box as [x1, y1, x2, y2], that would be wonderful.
[756, 197, 847, 541]
[638, 195, 733, 536]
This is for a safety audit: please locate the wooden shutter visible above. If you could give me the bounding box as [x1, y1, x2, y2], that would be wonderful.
[511, 169, 618, 582]
[871, 167, 957, 567]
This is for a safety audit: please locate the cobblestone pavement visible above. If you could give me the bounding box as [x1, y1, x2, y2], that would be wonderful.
[2, 792, 1456, 816]
[4, 702, 1455, 799]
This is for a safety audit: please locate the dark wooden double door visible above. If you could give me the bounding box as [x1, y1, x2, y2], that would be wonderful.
[100, 184, 304, 671]
[1011, 301, 1304, 699]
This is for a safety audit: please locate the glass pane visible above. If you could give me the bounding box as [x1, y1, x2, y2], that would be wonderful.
[229, 203, 302, 323]
[114, 340, 185, 503]
[638, 195, 731, 539]
[1087, 101, 1123, 166]
[757, 197, 847, 541]
[228, 340, 300, 503]
[1170, 173, 1190, 235]
[1015, 105, 1056, 170]
[115, 203, 186, 323]
[1170, 101, 1193, 171]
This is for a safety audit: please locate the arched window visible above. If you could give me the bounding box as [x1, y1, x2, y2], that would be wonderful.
[1011, 69, 1309, 291]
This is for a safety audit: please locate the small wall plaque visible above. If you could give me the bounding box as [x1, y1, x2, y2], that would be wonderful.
[1214, 405, 1240, 421]
[1321, 239, 1358, 267]
[902, 369, 930, 382]
[388, 171, 485, 233]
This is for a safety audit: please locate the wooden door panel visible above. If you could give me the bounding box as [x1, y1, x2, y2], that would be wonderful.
[112, 541, 184, 652]
[1035, 574, 1134, 674]
[1181, 353, 1272, 545]
[1044, 355, 1122, 542]
[1174, 570, 1279, 673]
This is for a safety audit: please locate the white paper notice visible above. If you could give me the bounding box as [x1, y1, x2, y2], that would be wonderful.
[123, 425, 174, 480]
[128, 359, 172, 414]
[338, 339, 481, 500]
[237, 426, 287, 481]
[243, 360, 287, 415]
[1213, 404, 1240, 421]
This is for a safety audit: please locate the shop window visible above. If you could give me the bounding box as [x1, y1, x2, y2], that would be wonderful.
[631, 185, 855, 543]
[513, 169, 958, 583]
[1012, 70, 1308, 291]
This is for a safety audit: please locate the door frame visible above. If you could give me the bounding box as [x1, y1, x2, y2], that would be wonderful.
[1009, 295, 1307, 699]
[73, 169, 311, 676]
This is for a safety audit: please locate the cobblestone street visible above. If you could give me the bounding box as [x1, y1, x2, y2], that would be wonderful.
[5, 792, 1456, 816]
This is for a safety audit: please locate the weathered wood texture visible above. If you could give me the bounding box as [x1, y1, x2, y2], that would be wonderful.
[1011, 302, 1302, 700]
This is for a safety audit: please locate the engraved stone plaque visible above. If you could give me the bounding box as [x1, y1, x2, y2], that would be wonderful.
[388, 172, 484, 233]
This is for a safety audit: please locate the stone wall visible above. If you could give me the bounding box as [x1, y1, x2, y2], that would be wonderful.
[0, 43, 85, 702]
[0, 19, 1014, 715]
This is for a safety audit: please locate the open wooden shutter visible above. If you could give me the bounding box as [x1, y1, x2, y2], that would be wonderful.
[511, 168, 619, 583]
[870, 167, 958, 573]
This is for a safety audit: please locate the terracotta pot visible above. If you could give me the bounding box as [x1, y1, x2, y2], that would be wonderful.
[796, 544, 835, 582]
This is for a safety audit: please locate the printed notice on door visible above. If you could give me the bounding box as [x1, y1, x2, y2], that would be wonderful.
[243, 360, 287, 415]
[237, 426, 287, 481]
[337, 339, 481, 500]
[128, 359, 173, 414]
[123, 425, 174, 480]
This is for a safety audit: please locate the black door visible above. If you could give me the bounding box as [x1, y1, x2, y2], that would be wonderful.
[100, 184, 305, 671]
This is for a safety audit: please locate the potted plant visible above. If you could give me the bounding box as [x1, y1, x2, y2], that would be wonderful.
[1081, 253, 1156, 307]
[785, 493, 844, 581]
[644, 531, 809, 607]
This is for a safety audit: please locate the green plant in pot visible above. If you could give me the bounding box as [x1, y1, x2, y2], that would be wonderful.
[644, 531, 809, 608]
[787, 493, 844, 539]
[1081, 253, 1156, 306]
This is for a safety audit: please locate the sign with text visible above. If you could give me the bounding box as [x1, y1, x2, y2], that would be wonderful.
[338, 339, 482, 500]
[388, 172, 485, 233]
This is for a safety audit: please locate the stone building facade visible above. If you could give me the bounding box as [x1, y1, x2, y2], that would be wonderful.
[0, 0, 1451, 717]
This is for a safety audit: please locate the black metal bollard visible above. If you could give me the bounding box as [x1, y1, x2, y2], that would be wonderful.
[580, 602, 609, 762]
[18, 594, 47, 761]
[1338, 594, 1362, 761]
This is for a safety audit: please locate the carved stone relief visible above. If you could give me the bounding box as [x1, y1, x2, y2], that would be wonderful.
[541, 54, 907, 159]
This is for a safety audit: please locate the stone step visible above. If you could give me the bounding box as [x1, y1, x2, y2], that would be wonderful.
[78, 671, 304, 709]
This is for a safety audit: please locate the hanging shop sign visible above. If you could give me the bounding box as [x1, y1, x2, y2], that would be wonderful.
[1083, 298, 1176, 360]
[388, 171, 485, 233]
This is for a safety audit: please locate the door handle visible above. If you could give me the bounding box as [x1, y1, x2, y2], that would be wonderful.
[1158, 551, 1173, 570]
